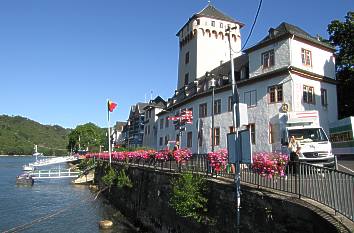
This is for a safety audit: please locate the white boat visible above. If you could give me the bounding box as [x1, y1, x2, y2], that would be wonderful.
[33, 152, 43, 157]
[31, 156, 79, 167]
[23, 164, 34, 171]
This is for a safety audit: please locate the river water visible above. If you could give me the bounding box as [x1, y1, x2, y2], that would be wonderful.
[0, 156, 137, 233]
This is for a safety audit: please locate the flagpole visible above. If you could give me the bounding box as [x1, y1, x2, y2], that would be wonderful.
[107, 99, 112, 165]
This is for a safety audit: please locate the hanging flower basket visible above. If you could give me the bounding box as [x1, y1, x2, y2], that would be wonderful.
[251, 152, 288, 178]
[172, 148, 192, 164]
[207, 149, 228, 173]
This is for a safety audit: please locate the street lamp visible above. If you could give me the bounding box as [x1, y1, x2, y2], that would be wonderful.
[226, 25, 241, 232]
[207, 72, 216, 152]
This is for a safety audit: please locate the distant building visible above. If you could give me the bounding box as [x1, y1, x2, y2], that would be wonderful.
[142, 96, 167, 149]
[112, 121, 125, 148]
[123, 102, 148, 148]
[154, 4, 337, 153]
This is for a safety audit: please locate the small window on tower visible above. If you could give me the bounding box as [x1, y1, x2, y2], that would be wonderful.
[185, 52, 189, 64]
[220, 23, 223, 28]
[184, 73, 189, 85]
[196, 19, 200, 25]
[211, 21, 215, 27]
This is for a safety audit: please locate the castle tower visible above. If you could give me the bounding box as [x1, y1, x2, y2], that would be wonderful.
[176, 4, 244, 90]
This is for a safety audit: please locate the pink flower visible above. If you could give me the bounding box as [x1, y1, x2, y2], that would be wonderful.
[155, 150, 170, 161]
[207, 149, 228, 171]
[172, 148, 192, 163]
[251, 152, 288, 178]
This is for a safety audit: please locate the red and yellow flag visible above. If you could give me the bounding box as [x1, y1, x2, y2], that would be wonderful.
[108, 100, 117, 112]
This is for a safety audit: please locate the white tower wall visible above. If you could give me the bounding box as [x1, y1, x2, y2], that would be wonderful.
[177, 17, 242, 90]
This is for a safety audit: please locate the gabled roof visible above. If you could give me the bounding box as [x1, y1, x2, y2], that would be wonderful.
[209, 53, 249, 77]
[177, 4, 244, 36]
[143, 96, 167, 110]
[245, 22, 334, 52]
[128, 102, 148, 118]
[196, 4, 242, 25]
[163, 53, 249, 112]
[136, 102, 148, 114]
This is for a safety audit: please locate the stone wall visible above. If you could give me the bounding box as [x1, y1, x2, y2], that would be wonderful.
[95, 163, 348, 233]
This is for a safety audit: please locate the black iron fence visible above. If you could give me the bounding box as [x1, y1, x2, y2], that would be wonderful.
[102, 154, 353, 222]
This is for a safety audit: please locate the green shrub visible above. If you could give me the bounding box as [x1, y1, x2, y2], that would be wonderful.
[169, 172, 208, 222]
[78, 158, 94, 170]
[116, 169, 133, 188]
[102, 166, 116, 187]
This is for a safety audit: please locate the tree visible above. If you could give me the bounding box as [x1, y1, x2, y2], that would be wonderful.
[67, 123, 105, 153]
[327, 12, 354, 118]
[169, 172, 208, 223]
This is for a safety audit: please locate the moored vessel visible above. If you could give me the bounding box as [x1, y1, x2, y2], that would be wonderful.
[22, 164, 34, 171]
[16, 173, 34, 186]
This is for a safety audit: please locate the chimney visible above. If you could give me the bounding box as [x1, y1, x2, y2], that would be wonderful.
[268, 28, 276, 38]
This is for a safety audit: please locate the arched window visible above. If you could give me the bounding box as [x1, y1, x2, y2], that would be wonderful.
[212, 30, 218, 39]
[198, 28, 205, 36]
[218, 32, 224, 40]
[193, 29, 198, 37]
[189, 32, 194, 40]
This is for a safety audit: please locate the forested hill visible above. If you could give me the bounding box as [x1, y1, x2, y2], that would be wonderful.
[0, 115, 71, 155]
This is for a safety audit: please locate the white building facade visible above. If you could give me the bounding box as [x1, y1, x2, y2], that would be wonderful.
[152, 5, 338, 154]
[142, 97, 166, 149]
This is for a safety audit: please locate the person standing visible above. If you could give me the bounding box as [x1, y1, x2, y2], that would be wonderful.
[288, 135, 301, 173]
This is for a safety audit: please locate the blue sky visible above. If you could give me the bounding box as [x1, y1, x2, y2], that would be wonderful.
[0, 0, 352, 129]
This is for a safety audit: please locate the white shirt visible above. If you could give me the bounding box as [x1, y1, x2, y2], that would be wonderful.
[289, 140, 300, 153]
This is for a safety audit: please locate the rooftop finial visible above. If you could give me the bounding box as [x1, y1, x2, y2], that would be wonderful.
[208, 0, 211, 5]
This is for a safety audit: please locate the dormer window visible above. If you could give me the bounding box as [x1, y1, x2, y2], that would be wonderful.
[211, 21, 215, 27]
[196, 19, 200, 25]
[240, 66, 248, 80]
[262, 49, 274, 68]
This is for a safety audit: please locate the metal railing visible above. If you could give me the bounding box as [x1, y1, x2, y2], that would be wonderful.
[29, 168, 81, 179]
[240, 161, 354, 222]
[100, 154, 353, 222]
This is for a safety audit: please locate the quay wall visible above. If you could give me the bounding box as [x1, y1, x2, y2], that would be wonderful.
[95, 163, 349, 233]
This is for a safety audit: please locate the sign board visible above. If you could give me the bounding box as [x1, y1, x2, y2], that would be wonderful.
[238, 103, 249, 127]
[167, 141, 177, 151]
[227, 129, 252, 164]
